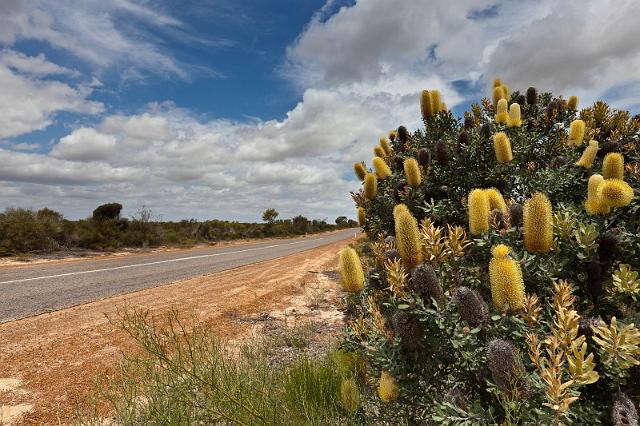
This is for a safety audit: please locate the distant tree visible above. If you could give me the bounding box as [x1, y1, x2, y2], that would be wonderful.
[335, 216, 349, 227]
[262, 208, 279, 224]
[292, 215, 310, 233]
[93, 203, 123, 221]
[37, 207, 63, 222]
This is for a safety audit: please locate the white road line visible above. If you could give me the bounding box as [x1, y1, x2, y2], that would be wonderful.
[0, 234, 342, 285]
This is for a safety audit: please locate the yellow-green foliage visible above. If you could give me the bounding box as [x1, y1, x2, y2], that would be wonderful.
[495, 99, 508, 124]
[430, 90, 442, 113]
[523, 192, 554, 253]
[338, 247, 364, 292]
[598, 179, 634, 208]
[468, 189, 491, 235]
[373, 156, 392, 179]
[393, 203, 410, 217]
[378, 371, 399, 402]
[394, 210, 423, 267]
[493, 131, 513, 163]
[420, 90, 433, 120]
[585, 174, 611, 215]
[340, 378, 360, 414]
[364, 173, 377, 200]
[603, 152, 624, 180]
[485, 188, 508, 213]
[576, 139, 599, 168]
[374, 145, 385, 158]
[379, 137, 393, 156]
[569, 119, 586, 146]
[353, 162, 366, 181]
[507, 103, 522, 127]
[489, 244, 526, 311]
[568, 95, 579, 110]
[357, 207, 366, 226]
[404, 157, 422, 188]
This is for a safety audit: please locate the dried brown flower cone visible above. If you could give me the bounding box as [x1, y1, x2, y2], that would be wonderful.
[487, 339, 527, 393]
[526, 87, 537, 105]
[453, 286, 488, 328]
[397, 125, 408, 142]
[612, 392, 639, 426]
[435, 139, 450, 165]
[391, 310, 423, 352]
[417, 148, 431, 167]
[509, 203, 523, 227]
[410, 263, 443, 302]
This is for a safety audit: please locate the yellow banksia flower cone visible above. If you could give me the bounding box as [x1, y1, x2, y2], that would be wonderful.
[394, 210, 423, 267]
[378, 371, 399, 402]
[357, 207, 366, 226]
[523, 192, 553, 253]
[489, 244, 526, 311]
[404, 157, 422, 188]
[569, 119, 586, 146]
[492, 86, 505, 108]
[340, 378, 360, 414]
[495, 99, 508, 124]
[576, 139, 599, 168]
[338, 247, 364, 292]
[420, 90, 433, 120]
[373, 156, 392, 180]
[493, 78, 502, 88]
[598, 179, 634, 208]
[374, 145, 385, 158]
[603, 152, 624, 180]
[568, 95, 579, 110]
[468, 189, 491, 235]
[431, 90, 442, 113]
[585, 174, 610, 215]
[353, 162, 366, 181]
[363, 172, 377, 200]
[485, 188, 508, 213]
[501, 84, 509, 100]
[507, 103, 522, 127]
[493, 132, 513, 163]
[393, 203, 410, 218]
[379, 137, 393, 156]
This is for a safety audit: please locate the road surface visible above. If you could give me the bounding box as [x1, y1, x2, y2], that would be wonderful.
[0, 229, 358, 322]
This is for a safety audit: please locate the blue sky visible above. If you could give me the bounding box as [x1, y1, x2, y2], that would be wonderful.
[0, 0, 639, 221]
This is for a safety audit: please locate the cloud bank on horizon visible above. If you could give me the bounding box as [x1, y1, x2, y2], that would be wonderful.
[0, 0, 639, 221]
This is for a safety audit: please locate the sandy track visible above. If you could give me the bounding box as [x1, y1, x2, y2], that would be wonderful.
[0, 237, 355, 425]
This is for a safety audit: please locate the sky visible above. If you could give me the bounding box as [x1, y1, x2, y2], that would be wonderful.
[1, 0, 639, 222]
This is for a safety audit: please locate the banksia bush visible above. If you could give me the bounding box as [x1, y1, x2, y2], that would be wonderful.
[403, 157, 421, 188]
[523, 192, 553, 253]
[603, 152, 624, 180]
[493, 132, 513, 163]
[339, 247, 364, 292]
[576, 139, 599, 168]
[363, 172, 377, 200]
[394, 210, 423, 267]
[598, 178, 634, 208]
[373, 156, 392, 179]
[569, 119, 586, 145]
[468, 188, 490, 235]
[489, 244, 525, 311]
[353, 162, 366, 181]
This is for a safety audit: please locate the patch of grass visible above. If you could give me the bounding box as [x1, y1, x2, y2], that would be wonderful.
[76, 309, 360, 425]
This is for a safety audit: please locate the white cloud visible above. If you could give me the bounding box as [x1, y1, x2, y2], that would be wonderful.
[51, 128, 117, 161]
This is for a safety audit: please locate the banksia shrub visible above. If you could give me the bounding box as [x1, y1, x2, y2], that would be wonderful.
[568, 95, 579, 110]
[612, 392, 639, 426]
[507, 103, 522, 127]
[493, 132, 513, 163]
[453, 286, 488, 328]
[373, 156, 392, 179]
[339, 248, 364, 292]
[394, 210, 423, 267]
[487, 339, 526, 392]
[468, 189, 491, 235]
[357, 207, 366, 226]
[523, 192, 553, 253]
[495, 99, 508, 124]
[364, 173, 377, 200]
[391, 310, 423, 351]
[353, 162, 366, 181]
[380, 137, 393, 156]
[576, 139, 599, 168]
[489, 244, 525, 311]
[603, 152, 624, 180]
[403, 157, 422, 188]
[378, 372, 399, 402]
[598, 178, 634, 208]
[569, 119, 586, 146]
[420, 90, 434, 120]
[411, 263, 443, 302]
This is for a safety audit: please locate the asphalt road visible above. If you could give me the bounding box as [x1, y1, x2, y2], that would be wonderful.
[0, 229, 358, 322]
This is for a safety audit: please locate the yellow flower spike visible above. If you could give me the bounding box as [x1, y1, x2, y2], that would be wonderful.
[569, 119, 586, 146]
[489, 244, 526, 311]
[485, 188, 508, 213]
[338, 247, 365, 292]
[501, 84, 509, 100]
[576, 139, 599, 168]
[379, 137, 393, 156]
[493, 78, 502, 88]
[468, 189, 491, 235]
[403, 157, 422, 188]
[420, 89, 433, 120]
[598, 179, 634, 208]
[584, 174, 610, 215]
[378, 371, 399, 402]
[357, 207, 366, 226]
[495, 99, 509, 124]
[373, 156, 392, 180]
[493, 131, 513, 163]
[603, 152, 624, 180]
[353, 162, 366, 181]
[430, 90, 442, 113]
[394, 210, 423, 267]
[374, 145, 385, 158]
[507, 103, 522, 127]
[388, 129, 397, 140]
[523, 192, 553, 253]
[492, 86, 505, 108]
[568, 95, 579, 111]
[363, 172, 377, 200]
[393, 203, 410, 218]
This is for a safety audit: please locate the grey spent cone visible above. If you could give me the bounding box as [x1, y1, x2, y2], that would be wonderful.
[453, 286, 488, 328]
[612, 392, 639, 426]
[410, 263, 443, 301]
[391, 310, 423, 351]
[487, 339, 526, 393]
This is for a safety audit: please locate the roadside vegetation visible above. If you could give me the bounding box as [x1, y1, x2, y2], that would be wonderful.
[0, 204, 356, 256]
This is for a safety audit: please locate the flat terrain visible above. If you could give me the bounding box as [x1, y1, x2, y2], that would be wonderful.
[0, 232, 356, 425]
[0, 228, 358, 322]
